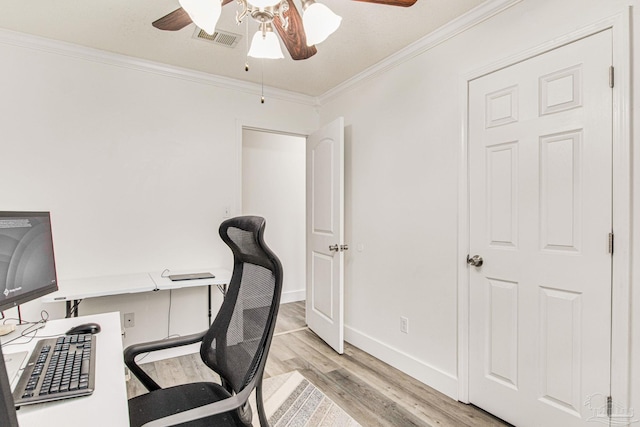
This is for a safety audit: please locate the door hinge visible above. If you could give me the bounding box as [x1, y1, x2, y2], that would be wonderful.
[607, 395, 612, 417]
[608, 233, 614, 254]
[609, 66, 615, 88]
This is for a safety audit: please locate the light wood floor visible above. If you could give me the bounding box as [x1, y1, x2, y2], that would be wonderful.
[126, 301, 509, 426]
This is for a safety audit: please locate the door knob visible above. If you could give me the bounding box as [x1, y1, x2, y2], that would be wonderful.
[467, 254, 483, 267]
[329, 244, 340, 252]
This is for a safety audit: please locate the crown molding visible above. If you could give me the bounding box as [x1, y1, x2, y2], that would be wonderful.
[0, 28, 318, 107]
[0, 0, 520, 108]
[317, 0, 523, 105]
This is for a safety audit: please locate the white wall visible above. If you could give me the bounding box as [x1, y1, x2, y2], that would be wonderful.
[319, 0, 639, 403]
[3, 0, 640, 418]
[0, 33, 318, 346]
[630, 3, 640, 422]
[242, 129, 306, 302]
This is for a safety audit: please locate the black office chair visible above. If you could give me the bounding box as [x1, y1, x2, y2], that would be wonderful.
[125, 216, 283, 427]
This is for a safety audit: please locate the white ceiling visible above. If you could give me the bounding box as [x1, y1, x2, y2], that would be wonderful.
[0, 0, 486, 96]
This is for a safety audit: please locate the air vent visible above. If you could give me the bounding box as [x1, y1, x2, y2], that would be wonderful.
[193, 28, 242, 48]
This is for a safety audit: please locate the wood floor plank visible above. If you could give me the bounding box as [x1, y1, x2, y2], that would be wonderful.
[290, 328, 456, 425]
[341, 340, 502, 426]
[291, 320, 507, 426]
[275, 329, 341, 374]
[326, 368, 432, 427]
[126, 301, 509, 427]
[274, 302, 307, 334]
[126, 360, 159, 398]
[180, 353, 220, 383]
[292, 365, 391, 427]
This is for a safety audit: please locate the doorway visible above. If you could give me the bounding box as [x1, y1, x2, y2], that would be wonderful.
[241, 128, 306, 303]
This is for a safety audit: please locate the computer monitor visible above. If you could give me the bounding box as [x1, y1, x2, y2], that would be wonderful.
[0, 211, 59, 424]
[0, 211, 58, 312]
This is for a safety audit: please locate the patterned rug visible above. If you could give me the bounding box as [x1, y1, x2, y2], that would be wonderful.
[258, 371, 361, 427]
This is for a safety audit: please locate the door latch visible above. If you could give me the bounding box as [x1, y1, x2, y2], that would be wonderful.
[467, 254, 483, 267]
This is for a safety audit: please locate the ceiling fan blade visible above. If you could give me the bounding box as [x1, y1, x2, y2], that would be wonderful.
[152, 1, 235, 31]
[273, 0, 317, 60]
[152, 8, 192, 31]
[353, 0, 417, 6]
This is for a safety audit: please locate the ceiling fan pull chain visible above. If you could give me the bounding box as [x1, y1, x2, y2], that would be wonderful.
[245, 19, 250, 72]
[261, 58, 265, 104]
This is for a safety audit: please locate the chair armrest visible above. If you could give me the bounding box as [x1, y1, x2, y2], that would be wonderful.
[124, 331, 207, 392]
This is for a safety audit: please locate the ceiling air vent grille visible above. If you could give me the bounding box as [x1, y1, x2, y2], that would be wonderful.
[194, 28, 242, 48]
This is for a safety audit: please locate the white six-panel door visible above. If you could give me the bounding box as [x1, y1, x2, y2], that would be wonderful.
[306, 117, 345, 354]
[468, 30, 613, 426]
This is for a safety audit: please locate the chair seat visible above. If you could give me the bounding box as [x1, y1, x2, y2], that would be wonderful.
[128, 382, 248, 427]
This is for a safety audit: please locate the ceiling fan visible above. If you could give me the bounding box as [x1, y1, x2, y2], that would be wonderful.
[152, 0, 417, 61]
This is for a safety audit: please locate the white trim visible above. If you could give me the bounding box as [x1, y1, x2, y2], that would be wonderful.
[0, 0, 523, 108]
[236, 118, 311, 311]
[235, 117, 314, 217]
[609, 7, 632, 411]
[318, 0, 522, 104]
[0, 28, 317, 107]
[280, 289, 306, 304]
[457, 10, 632, 409]
[344, 325, 458, 399]
[456, 74, 471, 402]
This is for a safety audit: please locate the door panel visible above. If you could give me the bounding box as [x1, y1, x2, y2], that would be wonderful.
[468, 30, 612, 426]
[306, 117, 345, 354]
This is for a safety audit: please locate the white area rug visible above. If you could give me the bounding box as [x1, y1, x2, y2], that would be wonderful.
[258, 371, 361, 427]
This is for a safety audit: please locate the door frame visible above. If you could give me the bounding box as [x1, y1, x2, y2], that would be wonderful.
[235, 119, 312, 303]
[456, 11, 631, 412]
[234, 118, 313, 215]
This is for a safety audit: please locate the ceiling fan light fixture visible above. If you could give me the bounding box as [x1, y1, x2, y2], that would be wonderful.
[248, 24, 285, 59]
[302, 0, 342, 46]
[178, 0, 221, 35]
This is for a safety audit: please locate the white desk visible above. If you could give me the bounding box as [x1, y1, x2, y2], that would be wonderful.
[2, 312, 129, 427]
[42, 268, 232, 321]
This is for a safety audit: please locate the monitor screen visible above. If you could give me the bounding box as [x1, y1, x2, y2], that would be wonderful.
[0, 212, 58, 312]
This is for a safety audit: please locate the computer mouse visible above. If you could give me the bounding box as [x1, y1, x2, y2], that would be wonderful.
[65, 322, 101, 335]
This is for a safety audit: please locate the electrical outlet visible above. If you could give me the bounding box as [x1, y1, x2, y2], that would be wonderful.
[400, 316, 409, 334]
[124, 312, 135, 328]
[223, 206, 232, 218]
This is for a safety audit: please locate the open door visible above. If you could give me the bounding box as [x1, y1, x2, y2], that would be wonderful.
[306, 117, 345, 354]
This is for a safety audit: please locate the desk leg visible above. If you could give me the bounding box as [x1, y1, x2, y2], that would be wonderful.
[65, 300, 80, 318]
[208, 285, 212, 327]
[207, 284, 228, 327]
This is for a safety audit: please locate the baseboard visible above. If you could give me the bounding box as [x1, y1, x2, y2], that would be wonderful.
[344, 325, 458, 400]
[281, 289, 305, 304]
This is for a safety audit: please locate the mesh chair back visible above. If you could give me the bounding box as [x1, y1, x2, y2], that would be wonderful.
[200, 216, 283, 394]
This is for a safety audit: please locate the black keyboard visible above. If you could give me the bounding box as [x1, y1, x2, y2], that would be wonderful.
[12, 334, 96, 406]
